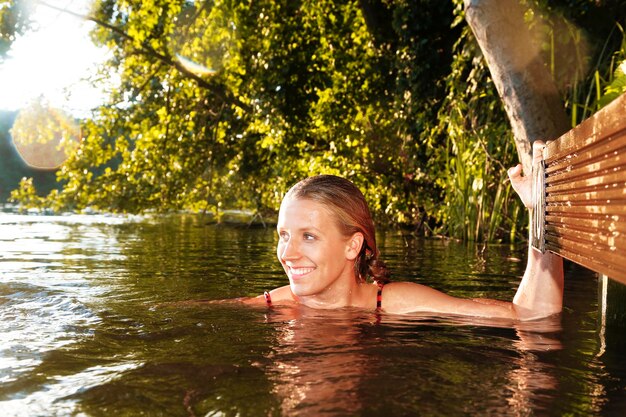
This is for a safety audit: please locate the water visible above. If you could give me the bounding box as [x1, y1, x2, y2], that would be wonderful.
[0, 213, 624, 416]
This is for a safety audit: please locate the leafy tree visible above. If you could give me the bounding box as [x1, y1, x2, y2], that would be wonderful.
[6, 0, 626, 242]
[9, 0, 458, 226]
[0, 0, 32, 59]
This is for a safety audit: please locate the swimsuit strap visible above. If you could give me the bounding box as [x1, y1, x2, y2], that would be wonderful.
[265, 287, 381, 310]
[376, 283, 384, 311]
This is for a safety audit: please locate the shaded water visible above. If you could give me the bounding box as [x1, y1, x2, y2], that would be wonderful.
[0, 213, 624, 416]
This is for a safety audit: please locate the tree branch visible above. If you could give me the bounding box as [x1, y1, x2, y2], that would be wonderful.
[464, 0, 570, 174]
[36, 0, 252, 113]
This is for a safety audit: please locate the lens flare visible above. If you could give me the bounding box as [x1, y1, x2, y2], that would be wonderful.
[10, 99, 80, 170]
[175, 54, 217, 76]
[168, 2, 229, 78]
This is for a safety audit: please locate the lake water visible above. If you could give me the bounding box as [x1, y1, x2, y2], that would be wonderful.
[0, 213, 624, 416]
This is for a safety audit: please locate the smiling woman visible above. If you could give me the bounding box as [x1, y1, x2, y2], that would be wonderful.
[276, 195, 380, 307]
[272, 174, 389, 310]
[241, 143, 564, 321]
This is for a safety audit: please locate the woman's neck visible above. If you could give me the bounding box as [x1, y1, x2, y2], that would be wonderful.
[296, 277, 371, 309]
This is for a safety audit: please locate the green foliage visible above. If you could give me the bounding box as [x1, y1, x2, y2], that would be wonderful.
[10, 0, 458, 227]
[0, 0, 32, 59]
[7, 0, 626, 242]
[9, 177, 45, 209]
[596, 23, 626, 109]
[524, 0, 626, 125]
[427, 15, 525, 242]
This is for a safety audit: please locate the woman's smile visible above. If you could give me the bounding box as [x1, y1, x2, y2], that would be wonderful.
[287, 265, 317, 278]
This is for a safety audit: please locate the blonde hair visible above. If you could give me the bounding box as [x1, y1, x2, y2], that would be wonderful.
[284, 175, 390, 284]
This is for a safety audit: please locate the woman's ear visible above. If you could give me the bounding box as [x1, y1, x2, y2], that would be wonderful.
[346, 232, 364, 260]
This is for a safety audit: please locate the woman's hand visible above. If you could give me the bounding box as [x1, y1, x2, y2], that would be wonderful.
[507, 140, 545, 209]
[507, 139, 564, 319]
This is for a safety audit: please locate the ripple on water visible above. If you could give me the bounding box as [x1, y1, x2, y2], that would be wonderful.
[0, 213, 136, 413]
[0, 214, 620, 417]
[0, 361, 143, 417]
[0, 283, 101, 384]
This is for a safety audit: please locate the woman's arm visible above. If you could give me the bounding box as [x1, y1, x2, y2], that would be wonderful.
[385, 141, 564, 320]
[508, 141, 564, 318]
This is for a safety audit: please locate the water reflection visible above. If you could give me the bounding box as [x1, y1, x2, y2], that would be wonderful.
[0, 214, 623, 416]
[263, 306, 376, 416]
[259, 303, 569, 416]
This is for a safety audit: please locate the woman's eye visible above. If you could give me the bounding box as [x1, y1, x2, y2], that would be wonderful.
[303, 233, 315, 241]
[279, 231, 289, 241]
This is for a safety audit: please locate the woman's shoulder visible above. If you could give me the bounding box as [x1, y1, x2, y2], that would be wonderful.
[247, 285, 295, 306]
[267, 285, 294, 301]
[382, 281, 431, 294]
[380, 281, 454, 314]
[237, 285, 293, 307]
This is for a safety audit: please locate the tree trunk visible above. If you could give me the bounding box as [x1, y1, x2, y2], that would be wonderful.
[463, 0, 570, 175]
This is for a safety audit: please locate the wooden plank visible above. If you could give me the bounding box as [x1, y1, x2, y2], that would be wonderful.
[547, 150, 626, 185]
[546, 171, 626, 193]
[532, 92, 626, 285]
[546, 187, 626, 203]
[546, 204, 626, 216]
[545, 215, 626, 234]
[545, 225, 626, 249]
[544, 234, 626, 273]
[545, 133, 626, 174]
[544, 93, 626, 162]
[545, 245, 626, 283]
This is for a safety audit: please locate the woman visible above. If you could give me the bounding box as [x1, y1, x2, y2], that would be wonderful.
[251, 142, 564, 320]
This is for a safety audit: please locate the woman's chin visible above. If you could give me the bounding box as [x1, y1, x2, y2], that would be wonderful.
[288, 282, 316, 298]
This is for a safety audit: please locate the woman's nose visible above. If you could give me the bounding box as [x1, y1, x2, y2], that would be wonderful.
[280, 240, 300, 260]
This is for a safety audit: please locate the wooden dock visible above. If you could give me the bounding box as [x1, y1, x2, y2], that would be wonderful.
[532, 92, 626, 284]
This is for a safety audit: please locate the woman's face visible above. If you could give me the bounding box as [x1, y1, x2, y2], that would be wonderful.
[276, 197, 358, 298]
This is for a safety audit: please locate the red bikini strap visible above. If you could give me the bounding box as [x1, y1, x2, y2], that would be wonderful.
[376, 284, 384, 311]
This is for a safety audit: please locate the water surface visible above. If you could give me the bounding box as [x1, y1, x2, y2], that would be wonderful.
[0, 213, 624, 416]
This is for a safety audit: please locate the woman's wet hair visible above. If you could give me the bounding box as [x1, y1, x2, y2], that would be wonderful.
[284, 175, 391, 285]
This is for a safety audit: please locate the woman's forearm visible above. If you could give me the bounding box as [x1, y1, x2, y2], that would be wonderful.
[513, 240, 564, 318]
[507, 141, 564, 320]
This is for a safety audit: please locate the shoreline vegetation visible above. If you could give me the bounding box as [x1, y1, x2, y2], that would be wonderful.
[0, 203, 275, 228]
[0, 205, 444, 237]
[1, 1, 625, 243]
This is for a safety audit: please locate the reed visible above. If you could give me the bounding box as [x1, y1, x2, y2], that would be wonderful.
[565, 23, 626, 125]
[432, 17, 626, 243]
[430, 23, 525, 243]
[439, 117, 522, 242]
